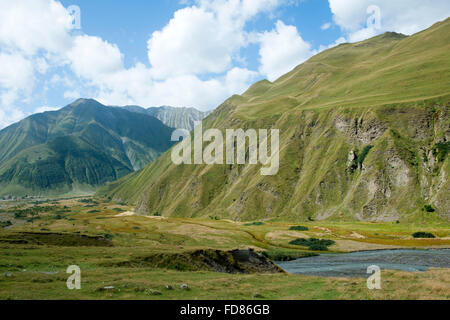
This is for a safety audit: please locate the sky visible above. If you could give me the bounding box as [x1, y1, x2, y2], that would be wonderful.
[0, 0, 449, 129]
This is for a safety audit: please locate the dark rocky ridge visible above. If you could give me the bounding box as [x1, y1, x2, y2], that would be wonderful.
[107, 249, 285, 274]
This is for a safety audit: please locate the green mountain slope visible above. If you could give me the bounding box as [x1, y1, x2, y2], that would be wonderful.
[0, 99, 174, 196]
[123, 105, 209, 131]
[99, 19, 450, 222]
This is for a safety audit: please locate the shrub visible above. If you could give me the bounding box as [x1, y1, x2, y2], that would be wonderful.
[308, 243, 329, 251]
[289, 226, 309, 231]
[358, 145, 374, 166]
[103, 233, 113, 240]
[350, 145, 374, 171]
[289, 238, 335, 250]
[0, 221, 12, 228]
[433, 142, 449, 162]
[423, 205, 435, 213]
[244, 222, 264, 226]
[412, 232, 435, 238]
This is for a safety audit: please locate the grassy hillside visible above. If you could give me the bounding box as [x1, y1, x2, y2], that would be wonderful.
[0, 99, 175, 196]
[99, 19, 450, 222]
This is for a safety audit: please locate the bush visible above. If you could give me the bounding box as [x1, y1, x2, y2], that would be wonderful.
[0, 221, 12, 228]
[433, 142, 449, 162]
[308, 243, 329, 251]
[423, 205, 435, 213]
[289, 238, 335, 250]
[103, 233, 113, 240]
[289, 226, 309, 231]
[412, 232, 435, 238]
[244, 222, 264, 226]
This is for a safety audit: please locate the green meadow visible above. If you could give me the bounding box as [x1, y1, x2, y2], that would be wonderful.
[0, 197, 449, 300]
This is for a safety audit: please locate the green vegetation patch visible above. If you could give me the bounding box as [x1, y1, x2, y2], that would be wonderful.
[289, 226, 309, 231]
[0, 232, 113, 246]
[244, 222, 265, 226]
[104, 249, 283, 274]
[0, 221, 12, 228]
[289, 238, 336, 251]
[433, 141, 449, 162]
[412, 232, 436, 239]
[350, 145, 374, 171]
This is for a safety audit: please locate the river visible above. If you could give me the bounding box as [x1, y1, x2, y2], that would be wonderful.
[276, 249, 450, 277]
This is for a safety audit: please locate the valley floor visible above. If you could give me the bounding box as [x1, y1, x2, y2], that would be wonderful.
[0, 197, 449, 300]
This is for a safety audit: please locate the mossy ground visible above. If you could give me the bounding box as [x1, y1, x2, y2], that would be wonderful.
[0, 197, 449, 299]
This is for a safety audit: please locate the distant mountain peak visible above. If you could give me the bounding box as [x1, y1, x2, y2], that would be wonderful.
[122, 104, 209, 131]
[0, 100, 176, 196]
[379, 31, 407, 40]
[69, 98, 101, 107]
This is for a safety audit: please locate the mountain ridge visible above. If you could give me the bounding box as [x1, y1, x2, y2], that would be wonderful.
[98, 18, 450, 222]
[122, 105, 209, 131]
[0, 99, 175, 196]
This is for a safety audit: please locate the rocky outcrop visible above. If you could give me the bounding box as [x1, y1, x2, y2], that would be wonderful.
[107, 249, 284, 274]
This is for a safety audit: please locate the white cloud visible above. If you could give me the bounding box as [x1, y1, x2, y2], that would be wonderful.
[147, 0, 281, 79]
[257, 20, 314, 81]
[148, 6, 238, 78]
[0, 0, 73, 56]
[63, 90, 81, 100]
[0, 53, 34, 93]
[61, 0, 275, 110]
[94, 66, 257, 111]
[321, 22, 331, 30]
[0, 52, 35, 128]
[0, 0, 75, 128]
[329, 0, 450, 42]
[318, 36, 346, 52]
[0, 106, 26, 129]
[34, 105, 60, 113]
[68, 35, 124, 80]
[0, 0, 290, 125]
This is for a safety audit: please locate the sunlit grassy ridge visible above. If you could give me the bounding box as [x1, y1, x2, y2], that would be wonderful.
[99, 19, 450, 222]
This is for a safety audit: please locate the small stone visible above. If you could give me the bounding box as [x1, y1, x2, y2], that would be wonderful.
[150, 289, 162, 296]
[104, 286, 115, 290]
[4, 272, 13, 277]
[180, 284, 190, 290]
[165, 285, 174, 290]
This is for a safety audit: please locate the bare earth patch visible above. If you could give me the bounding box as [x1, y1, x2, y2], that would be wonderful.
[331, 240, 403, 252]
[348, 232, 366, 239]
[115, 211, 135, 217]
[143, 215, 167, 220]
[265, 230, 308, 241]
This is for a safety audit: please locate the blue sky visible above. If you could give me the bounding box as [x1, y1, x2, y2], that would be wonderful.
[58, 0, 340, 70]
[0, 0, 449, 128]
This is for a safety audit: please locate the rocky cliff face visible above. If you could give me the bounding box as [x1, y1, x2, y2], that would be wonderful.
[124, 105, 209, 131]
